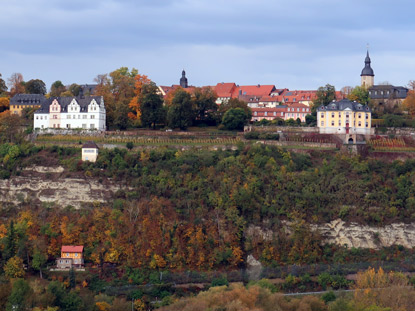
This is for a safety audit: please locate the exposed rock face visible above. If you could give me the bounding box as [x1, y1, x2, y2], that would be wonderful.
[0, 166, 126, 208]
[246, 255, 263, 281]
[247, 219, 415, 250]
[314, 219, 415, 249]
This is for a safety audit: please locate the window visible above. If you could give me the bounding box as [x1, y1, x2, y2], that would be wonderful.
[82, 124, 87, 129]
[331, 113, 335, 118]
[45, 116, 47, 120]
[66, 124, 70, 128]
[53, 124, 56, 128]
[321, 121, 324, 126]
[321, 113, 324, 118]
[264, 112, 267, 116]
[273, 112, 276, 116]
[331, 121, 334, 126]
[36, 116, 38, 120]
[358, 122, 361, 126]
[338, 121, 341, 126]
[338, 112, 341, 117]
[254, 111, 257, 116]
[90, 115, 95, 119]
[53, 115, 57, 119]
[83, 115, 87, 119]
[67, 115, 71, 119]
[366, 122, 368, 127]
[358, 114, 361, 118]
[90, 124, 95, 129]
[297, 108, 299, 112]
[366, 114, 369, 119]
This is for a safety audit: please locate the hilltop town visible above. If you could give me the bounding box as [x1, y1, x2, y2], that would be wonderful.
[1, 52, 415, 310]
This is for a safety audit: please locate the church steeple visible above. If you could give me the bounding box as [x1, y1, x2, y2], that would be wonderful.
[180, 69, 188, 88]
[361, 50, 374, 88]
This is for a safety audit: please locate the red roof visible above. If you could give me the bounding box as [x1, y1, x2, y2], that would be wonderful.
[238, 85, 276, 97]
[214, 83, 237, 98]
[62, 246, 84, 253]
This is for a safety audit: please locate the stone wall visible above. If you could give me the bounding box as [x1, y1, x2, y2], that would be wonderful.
[244, 125, 319, 133]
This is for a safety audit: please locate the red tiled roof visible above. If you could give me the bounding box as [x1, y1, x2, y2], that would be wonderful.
[259, 95, 283, 102]
[214, 83, 237, 98]
[238, 85, 276, 97]
[62, 246, 84, 253]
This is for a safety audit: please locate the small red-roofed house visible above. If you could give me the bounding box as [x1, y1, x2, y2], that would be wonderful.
[56, 245, 84, 269]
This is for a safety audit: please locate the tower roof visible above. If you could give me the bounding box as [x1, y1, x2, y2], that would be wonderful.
[361, 50, 374, 76]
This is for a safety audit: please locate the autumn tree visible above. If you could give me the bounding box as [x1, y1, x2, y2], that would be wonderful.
[94, 67, 137, 129]
[50, 80, 66, 97]
[139, 82, 166, 129]
[0, 111, 23, 143]
[0, 97, 10, 113]
[167, 88, 194, 130]
[25, 79, 47, 95]
[128, 73, 151, 122]
[0, 73, 7, 94]
[192, 86, 218, 124]
[4, 256, 25, 278]
[354, 267, 415, 311]
[348, 86, 370, 105]
[403, 90, 415, 118]
[8, 73, 25, 96]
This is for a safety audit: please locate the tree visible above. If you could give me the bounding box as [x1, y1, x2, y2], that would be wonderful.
[348, 86, 370, 105]
[3, 220, 16, 261]
[69, 268, 76, 288]
[192, 87, 218, 124]
[0, 73, 7, 94]
[32, 249, 47, 279]
[128, 73, 151, 121]
[0, 111, 23, 143]
[8, 73, 25, 96]
[139, 82, 166, 129]
[403, 91, 415, 118]
[354, 267, 415, 311]
[50, 80, 66, 97]
[312, 84, 336, 111]
[68, 83, 81, 96]
[167, 89, 194, 130]
[25, 79, 46, 95]
[221, 108, 249, 130]
[4, 256, 25, 278]
[6, 279, 30, 311]
[217, 98, 252, 122]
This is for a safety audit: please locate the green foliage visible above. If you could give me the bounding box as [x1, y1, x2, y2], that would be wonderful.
[348, 86, 370, 105]
[322, 291, 336, 304]
[6, 279, 31, 311]
[167, 89, 194, 130]
[210, 275, 229, 287]
[313, 84, 336, 111]
[139, 82, 166, 129]
[25, 79, 46, 95]
[221, 108, 249, 130]
[383, 114, 405, 127]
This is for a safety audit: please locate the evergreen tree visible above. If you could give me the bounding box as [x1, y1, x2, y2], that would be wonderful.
[6, 278, 30, 311]
[167, 89, 194, 130]
[3, 220, 16, 261]
[140, 82, 165, 129]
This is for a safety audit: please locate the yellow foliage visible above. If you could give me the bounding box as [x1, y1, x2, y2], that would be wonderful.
[95, 301, 111, 311]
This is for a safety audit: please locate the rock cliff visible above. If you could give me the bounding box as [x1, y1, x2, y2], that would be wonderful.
[0, 166, 126, 208]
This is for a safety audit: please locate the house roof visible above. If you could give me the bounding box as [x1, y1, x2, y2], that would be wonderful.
[238, 85, 276, 97]
[10, 94, 46, 106]
[317, 99, 371, 112]
[82, 141, 99, 149]
[62, 245, 84, 253]
[214, 83, 237, 97]
[34, 96, 104, 114]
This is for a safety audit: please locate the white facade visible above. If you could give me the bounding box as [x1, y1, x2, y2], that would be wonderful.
[82, 147, 99, 162]
[34, 96, 106, 131]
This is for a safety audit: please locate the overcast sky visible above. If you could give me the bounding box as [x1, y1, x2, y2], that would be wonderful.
[1, 0, 415, 91]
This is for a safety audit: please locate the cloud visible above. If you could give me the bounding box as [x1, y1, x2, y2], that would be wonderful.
[0, 0, 414, 90]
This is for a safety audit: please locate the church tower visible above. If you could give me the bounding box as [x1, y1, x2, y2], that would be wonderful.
[180, 70, 188, 88]
[361, 51, 374, 88]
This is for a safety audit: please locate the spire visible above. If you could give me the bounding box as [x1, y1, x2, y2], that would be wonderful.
[180, 69, 188, 88]
[361, 50, 374, 77]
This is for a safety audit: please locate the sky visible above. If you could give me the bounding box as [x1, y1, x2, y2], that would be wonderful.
[1, 0, 415, 92]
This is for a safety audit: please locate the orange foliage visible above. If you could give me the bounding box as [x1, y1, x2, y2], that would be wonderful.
[128, 74, 151, 120]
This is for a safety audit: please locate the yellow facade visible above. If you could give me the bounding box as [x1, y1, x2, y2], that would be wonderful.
[317, 99, 372, 135]
[10, 104, 41, 115]
[61, 251, 83, 260]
